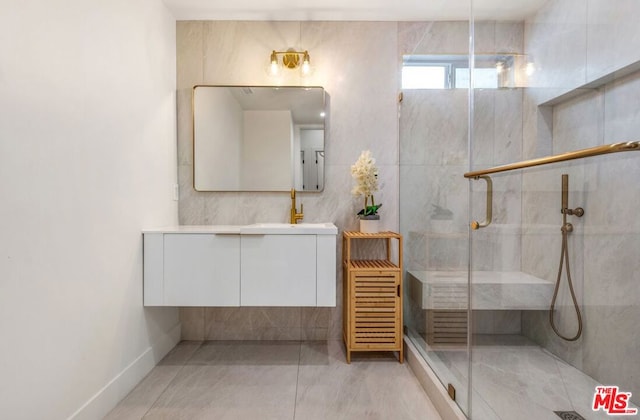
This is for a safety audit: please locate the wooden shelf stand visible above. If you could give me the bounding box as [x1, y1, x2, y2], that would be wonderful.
[342, 231, 403, 363]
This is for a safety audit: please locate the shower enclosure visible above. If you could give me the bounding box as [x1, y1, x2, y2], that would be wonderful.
[400, 2, 640, 419]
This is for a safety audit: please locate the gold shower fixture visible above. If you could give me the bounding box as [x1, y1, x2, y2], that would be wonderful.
[269, 49, 311, 76]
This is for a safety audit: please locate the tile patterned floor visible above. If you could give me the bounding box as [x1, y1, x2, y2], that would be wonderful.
[416, 334, 639, 420]
[105, 340, 441, 420]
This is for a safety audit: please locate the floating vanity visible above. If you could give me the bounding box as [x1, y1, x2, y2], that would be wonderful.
[143, 223, 337, 307]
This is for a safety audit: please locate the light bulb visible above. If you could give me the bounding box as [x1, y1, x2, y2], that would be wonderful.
[269, 51, 280, 76]
[525, 62, 535, 76]
[301, 51, 311, 75]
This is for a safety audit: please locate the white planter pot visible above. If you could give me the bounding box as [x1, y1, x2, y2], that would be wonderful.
[359, 218, 380, 233]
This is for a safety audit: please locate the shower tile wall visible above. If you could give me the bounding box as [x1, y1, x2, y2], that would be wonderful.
[399, 21, 525, 334]
[176, 21, 400, 340]
[521, 0, 640, 401]
[400, 21, 525, 272]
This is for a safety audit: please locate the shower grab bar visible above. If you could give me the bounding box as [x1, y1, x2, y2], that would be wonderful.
[464, 141, 640, 178]
[466, 141, 639, 229]
[470, 175, 492, 230]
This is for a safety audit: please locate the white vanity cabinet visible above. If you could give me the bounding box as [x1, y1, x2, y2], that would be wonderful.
[163, 234, 240, 306]
[241, 235, 316, 306]
[143, 224, 337, 307]
[143, 227, 241, 306]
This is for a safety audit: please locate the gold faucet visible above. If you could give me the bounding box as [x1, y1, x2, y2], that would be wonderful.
[290, 188, 304, 224]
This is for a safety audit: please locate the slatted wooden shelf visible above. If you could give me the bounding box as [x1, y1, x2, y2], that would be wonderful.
[426, 309, 468, 345]
[346, 259, 399, 270]
[343, 231, 402, 239]
[342, 231, 403, 364]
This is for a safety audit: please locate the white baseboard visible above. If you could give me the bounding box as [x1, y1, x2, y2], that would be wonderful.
[404, 336, 467, 420]
[68, 321, 181, 420]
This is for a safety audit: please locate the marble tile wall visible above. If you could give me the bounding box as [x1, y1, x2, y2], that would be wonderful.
[524, 0, 640, 103]
[177, 21, 399, 340]
[521, 1, 640, 400]
[400, 21, 525, 278]
[399, 22, 525, 342]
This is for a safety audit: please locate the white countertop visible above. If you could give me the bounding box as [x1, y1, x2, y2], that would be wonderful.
[143, 223, 338, 235]
[143, 225, 243, 234]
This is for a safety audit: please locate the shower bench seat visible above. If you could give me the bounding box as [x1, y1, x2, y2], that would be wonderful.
[407, 270, 554, 311]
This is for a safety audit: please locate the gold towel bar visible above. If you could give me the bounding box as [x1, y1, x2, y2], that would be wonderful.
[464, 141, 640, 179]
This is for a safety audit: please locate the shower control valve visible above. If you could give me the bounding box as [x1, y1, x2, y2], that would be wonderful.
[561, 207, 584, 217]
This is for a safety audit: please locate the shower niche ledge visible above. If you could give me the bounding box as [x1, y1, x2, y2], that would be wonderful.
[408, 270, 554, 311]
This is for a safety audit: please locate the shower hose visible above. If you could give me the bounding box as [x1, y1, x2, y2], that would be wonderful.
[549, 223, 583, 341]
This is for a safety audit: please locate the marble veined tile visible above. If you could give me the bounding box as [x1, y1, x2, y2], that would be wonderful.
[423, 333, 640, 420]
[104, 365, 183, 420]
[470, 345, 573, 418]
[586, 0, 640, 82]
[204, 307, 302, 341]
[176, 21, 203, 90]
[295, 340, 441, 420]
[179, 307, 205, 341]
[186, 340, 301, 366]
[554, 357, 618, 420]
[158, 341, 202, 366]
[144, 364, 298, 420]
[398, 21, 468, 55]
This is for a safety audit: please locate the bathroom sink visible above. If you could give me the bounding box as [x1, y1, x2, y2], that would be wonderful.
[241, 222, 338, 235]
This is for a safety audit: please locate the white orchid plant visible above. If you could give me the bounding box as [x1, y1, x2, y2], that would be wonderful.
[351, 150, 382, 217]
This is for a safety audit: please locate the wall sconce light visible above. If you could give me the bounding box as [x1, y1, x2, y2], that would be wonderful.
[524, 61, 535, 76]
[269, 48, 312, 76]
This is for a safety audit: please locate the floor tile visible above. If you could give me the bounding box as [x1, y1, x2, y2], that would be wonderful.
[144, 364, 298, 419]
[109, 340, 439, 420]
[158, 341, 203, 366]
[104, 366, 183, 420]
[294, 340, 441, 420]
[104, 342, 203, 419]
[186, 340, 301, 366]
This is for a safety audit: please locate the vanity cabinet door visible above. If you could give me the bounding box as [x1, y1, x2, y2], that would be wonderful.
[241, 235, 316, 306]
[164, 234, 240, 306]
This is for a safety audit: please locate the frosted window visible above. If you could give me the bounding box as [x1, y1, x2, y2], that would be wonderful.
[402, 54, 505, 90]
[455, 68, 498, 89]
[401, 66, 447, 89]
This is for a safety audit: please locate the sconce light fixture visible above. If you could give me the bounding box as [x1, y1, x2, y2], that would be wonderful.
[269, 48, 312, 76]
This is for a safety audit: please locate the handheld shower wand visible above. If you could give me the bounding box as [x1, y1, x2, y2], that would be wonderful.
[550, 174, 584, 341]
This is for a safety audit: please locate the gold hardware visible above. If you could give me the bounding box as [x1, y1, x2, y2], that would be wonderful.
[464, 141, 640, 178]
[470, 175, 492, 230]
[290, 188, 304, 224]
[559, 174, 584, 235]
[561, 174, 585, 219]
[447, 384, 456, 401]
[270, 49, 311, 75]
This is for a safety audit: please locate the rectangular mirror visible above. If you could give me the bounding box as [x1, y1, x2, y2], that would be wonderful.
[193, 85, 326, 192]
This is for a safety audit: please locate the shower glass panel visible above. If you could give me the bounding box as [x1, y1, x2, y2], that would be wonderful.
[468, 1, 640, 419]
[399, 20, 471, 416]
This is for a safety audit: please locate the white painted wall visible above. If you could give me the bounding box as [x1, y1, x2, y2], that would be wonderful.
[194, 87, 243, 190]
[241, 110, 293, 190]
[0, 0, 179, 419]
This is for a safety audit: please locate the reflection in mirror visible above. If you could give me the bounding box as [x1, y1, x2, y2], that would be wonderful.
[193, 86, 326, 192]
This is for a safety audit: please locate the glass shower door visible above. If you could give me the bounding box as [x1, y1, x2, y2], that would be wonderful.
[468, 2, 640, 419]
[399, 20, 472, 415]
